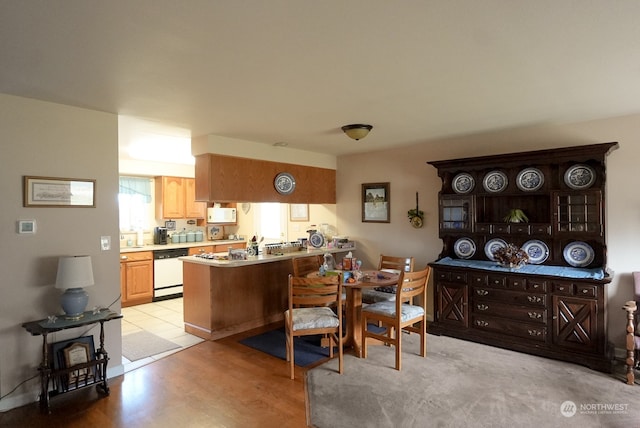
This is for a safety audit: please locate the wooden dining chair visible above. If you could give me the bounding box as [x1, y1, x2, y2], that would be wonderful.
[284, 274, 344, 379]
[361, 266, 431, 370]
[292, 255, 323, 277]
[362, 255, 415, 304]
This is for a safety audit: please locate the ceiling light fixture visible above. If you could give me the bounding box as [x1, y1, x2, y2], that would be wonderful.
[341, 124, 373, 141]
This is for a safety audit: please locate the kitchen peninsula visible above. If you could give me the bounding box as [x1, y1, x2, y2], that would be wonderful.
[180, 246, 355, 340]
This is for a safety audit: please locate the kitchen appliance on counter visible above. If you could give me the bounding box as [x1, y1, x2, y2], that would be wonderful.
[153, 248, 188, 300]
[154, 227, 168, 245]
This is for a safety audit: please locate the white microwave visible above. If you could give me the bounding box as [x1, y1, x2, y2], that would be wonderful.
[207, 207, 237, 224]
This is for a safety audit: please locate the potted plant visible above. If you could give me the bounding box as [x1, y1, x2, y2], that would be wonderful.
[503, 208, 528, 223]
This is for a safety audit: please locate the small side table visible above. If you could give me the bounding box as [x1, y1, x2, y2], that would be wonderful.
[22, 309, 123, 413]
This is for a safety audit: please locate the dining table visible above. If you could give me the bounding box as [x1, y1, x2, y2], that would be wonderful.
[307, 269, 400, 357]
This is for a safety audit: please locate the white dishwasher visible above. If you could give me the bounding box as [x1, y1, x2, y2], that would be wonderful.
[153, 248, 188, 300]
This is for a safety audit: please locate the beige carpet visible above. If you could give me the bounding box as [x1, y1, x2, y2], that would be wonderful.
[307, 333, 640, 428]
[122, 331, 181, 361]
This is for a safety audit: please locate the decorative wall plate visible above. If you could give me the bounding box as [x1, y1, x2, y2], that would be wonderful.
[454, 237, 476, 259]
[452, 173, 475, 194]
[564, 164, 596, 190]
[484, 238, 507, 261]
[516, 168, 544, 192]
[563, 241, 595, 267]
[274, 172, 296, 195]
[309, 232, 325, 248]
[522, 239, 549, 264]
[482, 171, 508, 193]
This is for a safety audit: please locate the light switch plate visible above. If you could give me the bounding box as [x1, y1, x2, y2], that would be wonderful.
[100, 236, 111, 251]
[17, 219, 36, 234]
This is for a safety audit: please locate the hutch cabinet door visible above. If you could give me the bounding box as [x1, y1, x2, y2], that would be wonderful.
[439, 195, 473, 233]
[436, 282, 469, 328]
[552, 295, 598, 352]
[554, 190, 603, 235]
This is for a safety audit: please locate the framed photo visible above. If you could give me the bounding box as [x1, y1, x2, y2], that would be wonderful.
[23, 176, 96, 207]
[51, 336, 96, 391]
[362, 182, 390, 223]
[289, 204, 309, 221]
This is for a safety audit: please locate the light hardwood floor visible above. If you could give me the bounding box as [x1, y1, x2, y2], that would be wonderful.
[1, 323, 312, 428]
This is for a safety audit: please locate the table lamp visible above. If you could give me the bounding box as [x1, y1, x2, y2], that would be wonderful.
[55, 255, 94, 319]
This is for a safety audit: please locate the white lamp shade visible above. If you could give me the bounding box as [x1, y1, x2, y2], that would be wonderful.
[55, 256, 94, 289]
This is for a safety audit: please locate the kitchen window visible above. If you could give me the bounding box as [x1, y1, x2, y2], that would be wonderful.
[255, 203, 287, 244]
[118, 176, 153, 232]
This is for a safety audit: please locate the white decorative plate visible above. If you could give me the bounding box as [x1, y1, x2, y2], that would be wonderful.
[452, 173, 475, 194]
[522, 239, 549, 264]
[482, 170, 508, 193]
[453, 238, 476, 259]
[516, 168, 544, 192]
[563, 241, 595, 267]
[484, 238, 507, 261]
[564, 164, 596, 190]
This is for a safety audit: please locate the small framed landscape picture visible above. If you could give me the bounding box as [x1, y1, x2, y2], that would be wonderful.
[362, 182, 390, 223]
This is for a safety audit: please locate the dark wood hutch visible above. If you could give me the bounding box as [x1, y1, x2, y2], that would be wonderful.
[428, 142, 618, 372]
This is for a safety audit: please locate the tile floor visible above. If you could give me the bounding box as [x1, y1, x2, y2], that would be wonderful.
[121, 297, 204, 373]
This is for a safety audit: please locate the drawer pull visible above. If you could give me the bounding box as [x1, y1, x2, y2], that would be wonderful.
[477, 304, 489, 311]
[493, 279, 500, 285]
[476, 289, 489, 296]
[527, 329, 542, 336]
[557, 286, 565, 291]
[527, 296, 542, 304]
[120, 255, 128, 260]
[476, 320, 489, 327]
[455, 275, 463, 280]
[527, 312, 542, 319]
[582, 289, 589, 294]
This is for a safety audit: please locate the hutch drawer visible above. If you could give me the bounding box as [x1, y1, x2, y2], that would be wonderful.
[471, 315, 547, 342]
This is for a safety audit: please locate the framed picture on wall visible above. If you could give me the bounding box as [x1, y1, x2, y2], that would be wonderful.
[23, 176, 96, 207]
[362, 182, 390, 223]
[289, 204, 309, 221]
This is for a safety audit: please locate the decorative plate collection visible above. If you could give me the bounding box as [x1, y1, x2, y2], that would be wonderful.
[454, 237, 476, 259]
[564, 164, 596, 190]
[484, 238, 507, 261]
[516, 168, 544, 192]
[482, 170, 508, 193]
[522, 239, 549, 264]
[446, 164, 598, 267]
[563, 241, 595, 267]
[452, 173, 475, 194]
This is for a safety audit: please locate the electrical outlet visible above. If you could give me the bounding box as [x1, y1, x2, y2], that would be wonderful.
[100, 236, 111, 251]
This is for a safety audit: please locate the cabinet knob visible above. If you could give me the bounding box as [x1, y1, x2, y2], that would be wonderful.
[120, 255, 127, 260]
[582, 289, 588, 294]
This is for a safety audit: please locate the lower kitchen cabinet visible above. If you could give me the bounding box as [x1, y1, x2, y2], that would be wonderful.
[429, 264, 612, 372]
[120, 251, 153, 307]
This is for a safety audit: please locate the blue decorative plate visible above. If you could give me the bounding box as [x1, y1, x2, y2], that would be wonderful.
[454, 238, 476, 259]
[483, 171, 508, 193]
[452, 173, 475, 194]
[563, 241, 595, 267]
[522, 239, 549, 264]
[564, 164, 596, 190]
[309, 232, 325, 248]
[516, 168, 544, 192]
[484, 238, 507, 261]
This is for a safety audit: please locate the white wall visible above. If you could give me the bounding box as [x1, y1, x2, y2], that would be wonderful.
[0, 94, 121, 411]
[337, 113, 640, 354]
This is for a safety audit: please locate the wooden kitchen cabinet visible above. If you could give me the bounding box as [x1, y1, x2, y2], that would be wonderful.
[155, 176, 206, 219]
[120, 251, 153, 307]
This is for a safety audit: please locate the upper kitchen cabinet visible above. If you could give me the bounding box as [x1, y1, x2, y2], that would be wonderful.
[155, 176, 206, 219]
[195, 154, 336, 204]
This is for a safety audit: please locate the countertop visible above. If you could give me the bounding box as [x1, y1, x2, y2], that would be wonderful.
[179, 245, 356, 267]
[119, 239, 246, 253]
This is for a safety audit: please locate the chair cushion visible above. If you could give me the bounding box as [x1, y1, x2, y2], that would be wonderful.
[363, 301, 424, 322]
[286, 307, 339, 331]
[362, 288, 396, 303]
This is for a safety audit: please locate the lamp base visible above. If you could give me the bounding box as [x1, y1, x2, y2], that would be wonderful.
[60, 287, 89, 319]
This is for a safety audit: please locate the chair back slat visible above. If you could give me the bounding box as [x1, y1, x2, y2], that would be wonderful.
[378, 254, 415, 273]
[292, 255, 323, 277]
[289, 274, 342, 309]
[396, 266, 431, 305]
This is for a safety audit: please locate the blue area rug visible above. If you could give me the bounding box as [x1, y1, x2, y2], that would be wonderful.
[239, 325, 387, 367]
[239, 328, 329, 367]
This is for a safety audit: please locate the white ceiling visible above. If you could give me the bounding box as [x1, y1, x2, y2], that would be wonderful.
[2, 1, 640, 158]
